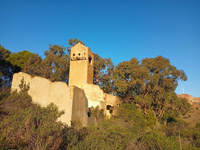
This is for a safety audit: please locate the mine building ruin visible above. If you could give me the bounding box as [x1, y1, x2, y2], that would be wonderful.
[11, 43, 120, 126]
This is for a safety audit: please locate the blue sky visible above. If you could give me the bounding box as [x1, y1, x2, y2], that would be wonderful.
[0, 0, 200, 97]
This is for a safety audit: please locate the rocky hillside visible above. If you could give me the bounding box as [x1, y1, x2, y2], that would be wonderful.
[178, 94, 200, 106]
[178, 94, 200, 125]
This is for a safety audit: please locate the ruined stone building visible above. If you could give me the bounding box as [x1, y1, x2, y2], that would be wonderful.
[11, 43, 119, 126]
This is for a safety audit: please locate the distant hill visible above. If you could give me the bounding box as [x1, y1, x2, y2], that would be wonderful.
[178, 94, 200, 106]
[178, 94, 200, 125]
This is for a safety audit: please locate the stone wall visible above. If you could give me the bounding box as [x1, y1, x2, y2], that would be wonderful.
[105, 94, 120, 115]
[12, 72, 72, 125]
[71, 86, 88, 127]
[11, 72, 120, 126]
[76, 83, 106, 108]
[105, 94, 119, 106]
[76, 83, 120, 116]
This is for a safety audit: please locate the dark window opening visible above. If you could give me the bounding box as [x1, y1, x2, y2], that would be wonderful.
[73, 53, 75, 56]
[89, 56, 92, 64]
[107, 105, 111, 110]
[88, 108, 91, 117]
[78, 53, 81, 56]
[106, 105, 113, 114]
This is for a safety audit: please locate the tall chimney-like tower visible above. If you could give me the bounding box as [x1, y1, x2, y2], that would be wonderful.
[69, 43, 94, 86]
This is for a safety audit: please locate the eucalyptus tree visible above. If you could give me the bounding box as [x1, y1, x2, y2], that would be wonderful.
[43, 44, 70, 82]
[113, 56, 188, 118]
[93, 54, 114, 93]
[0, 45, 12, 89]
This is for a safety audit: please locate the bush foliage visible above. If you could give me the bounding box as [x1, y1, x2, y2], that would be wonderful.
[0, 86, 199, 149]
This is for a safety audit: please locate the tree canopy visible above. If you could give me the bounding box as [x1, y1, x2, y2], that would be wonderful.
[6, 50, 35, 73]
[93, 54, 114, 93]
[0, 45, 12, 89]
[113, 56, 188, 119]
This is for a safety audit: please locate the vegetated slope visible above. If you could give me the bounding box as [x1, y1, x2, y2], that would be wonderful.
[178, 94, 200, 125]
[178, 94, 200, 104]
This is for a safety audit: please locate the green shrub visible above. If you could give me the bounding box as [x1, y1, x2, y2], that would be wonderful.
[181, 122, 200, 148]
[72, 119, 129, 150]
[174, 98, 191, 115]
[90, 106, 105, 123]
[0, 91, 64, 149]
[164, 119, 188, 136]
[145, 110, 157, 128]
[118, 103, 146, 134]
[138, 132, 180, 150]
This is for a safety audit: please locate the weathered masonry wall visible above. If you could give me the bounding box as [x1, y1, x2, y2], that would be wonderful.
[76, 83, 120, 114]
[77, 83, 105, 108]
[105, 94, 120, 116]
[11, 72, 73, 125]
[71, 86, 88, 127]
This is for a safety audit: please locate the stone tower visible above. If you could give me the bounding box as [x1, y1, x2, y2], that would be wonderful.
[69, 43, 94, 86]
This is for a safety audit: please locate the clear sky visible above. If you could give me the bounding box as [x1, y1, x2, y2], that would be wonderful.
[0, 0, 199, 97]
